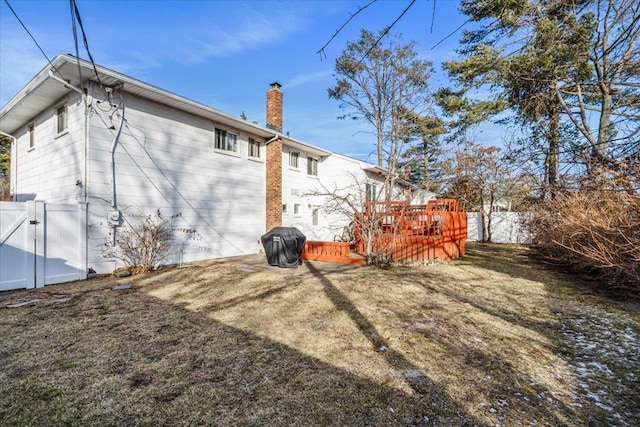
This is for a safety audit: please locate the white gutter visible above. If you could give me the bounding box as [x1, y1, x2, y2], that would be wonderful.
[0, 131, 17, 201]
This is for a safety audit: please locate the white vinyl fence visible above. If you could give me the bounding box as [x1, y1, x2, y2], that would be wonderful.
[466, 212, 532, 244]
[0, 201, 87, 291]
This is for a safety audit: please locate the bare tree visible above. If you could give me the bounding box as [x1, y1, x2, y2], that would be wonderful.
[306, 173, 401, 266]
[442, 140, 532, 242]
[328, 29, 434, 198]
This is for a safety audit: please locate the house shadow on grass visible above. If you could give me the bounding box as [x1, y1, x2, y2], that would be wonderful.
[0, 274, 483, 426]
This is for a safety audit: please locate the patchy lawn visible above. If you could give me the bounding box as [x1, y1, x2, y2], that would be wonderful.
[1, 243, 638, 426]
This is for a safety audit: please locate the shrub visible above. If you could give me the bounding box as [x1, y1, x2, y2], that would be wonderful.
[526, 189, 640, 293]
[105, 209, 178, 273]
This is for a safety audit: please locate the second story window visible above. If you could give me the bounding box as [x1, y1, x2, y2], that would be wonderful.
[307, 157, 318, 176]
[289, 151, 299, 168]
[56, 104, 68, 134]
[215, 128, 237, 152]
[248, 138, 260, 158]
[365, 183, 377, 202]
[28, 123, 35, 150]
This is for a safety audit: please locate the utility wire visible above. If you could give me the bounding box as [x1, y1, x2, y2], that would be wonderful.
[3, 0, 64, 78]
[69, 0, 83, 89]
[316, 0, 377, 60]
[356, 0, 416, 66]
[70, 0, 102, 87]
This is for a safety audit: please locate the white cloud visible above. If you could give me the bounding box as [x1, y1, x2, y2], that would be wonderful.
[285, 70, 333, 90]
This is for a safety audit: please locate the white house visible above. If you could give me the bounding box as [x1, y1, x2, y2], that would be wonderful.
[0, 54, 406, 273]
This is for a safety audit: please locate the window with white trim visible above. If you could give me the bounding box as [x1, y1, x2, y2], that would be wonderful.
[282, 204, 287, 214]
[294, 204, 301, 215]
[248, 138, 260, 158]
[55, 104, 68, 134]
[289, 151, 299, 168]
[365, 183, 377, 202]
[28, 123, 35, 150]
[215, 128, 237, 152]
[312, 208, 319, 226]
[307, 156, 318, 176]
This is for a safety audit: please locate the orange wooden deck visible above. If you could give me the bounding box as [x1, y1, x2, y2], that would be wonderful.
[302, 200, 467, 265]
[302, 241, 364, 265]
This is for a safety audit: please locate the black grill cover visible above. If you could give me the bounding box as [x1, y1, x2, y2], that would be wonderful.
[261, 227, 306, 268]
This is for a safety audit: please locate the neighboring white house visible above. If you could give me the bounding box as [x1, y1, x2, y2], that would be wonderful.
[0, 54, 406, 273]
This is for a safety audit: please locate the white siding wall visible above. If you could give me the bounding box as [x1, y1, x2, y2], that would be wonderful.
[11, 92, 84, 203]
[86, 90, 266, 273]
[282, 150, 386, 241]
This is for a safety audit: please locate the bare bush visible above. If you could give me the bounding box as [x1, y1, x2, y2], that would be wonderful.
[0, 179, 11, 201]
[104, 209, 178, 273]
[527, 189, 640, 292]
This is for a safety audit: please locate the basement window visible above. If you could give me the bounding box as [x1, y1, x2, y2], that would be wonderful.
[215, 128, 238, 153]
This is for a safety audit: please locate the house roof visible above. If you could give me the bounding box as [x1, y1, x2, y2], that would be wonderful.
[0, 54, 330, 157]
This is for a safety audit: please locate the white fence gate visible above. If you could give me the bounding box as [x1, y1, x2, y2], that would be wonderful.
[0, 201, 87, 291]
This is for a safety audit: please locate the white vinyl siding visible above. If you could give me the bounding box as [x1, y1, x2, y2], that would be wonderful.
[13, 93, 84, 203]
[84, 90, 265, 272]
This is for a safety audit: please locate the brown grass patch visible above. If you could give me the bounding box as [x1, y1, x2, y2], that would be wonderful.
[1, 244, 638, 426]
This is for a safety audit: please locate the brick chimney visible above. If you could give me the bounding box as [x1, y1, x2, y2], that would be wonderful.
[266, 82, 283, 231]
[266, 82, 283, 132]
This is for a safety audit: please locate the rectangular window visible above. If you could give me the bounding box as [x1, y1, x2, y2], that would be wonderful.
[307, 157, 318, 176]
[294, 204, 300, 215]
[312, 208, 319, 226]
[248, 138, 260, 158]
[282, 204, 287, 214]
[28, 123, 35, 149]
[56, 104, 68, 134]
[215, 128, 237, 152]
[365, 183, 377, 202]
[289, 151, 299, 168]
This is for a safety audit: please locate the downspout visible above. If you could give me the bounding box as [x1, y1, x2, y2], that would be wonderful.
[110, 108, 125, 211]
[0, 131, 17, 201]
[265, 134, 279, 144]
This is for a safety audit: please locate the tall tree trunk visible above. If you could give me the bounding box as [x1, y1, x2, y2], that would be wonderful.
[547, 109, 560, 199]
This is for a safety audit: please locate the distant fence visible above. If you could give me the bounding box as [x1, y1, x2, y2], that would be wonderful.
[466, 212, 532, 244]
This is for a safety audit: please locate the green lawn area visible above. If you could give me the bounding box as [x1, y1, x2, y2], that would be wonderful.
[1, 243, 638, 426]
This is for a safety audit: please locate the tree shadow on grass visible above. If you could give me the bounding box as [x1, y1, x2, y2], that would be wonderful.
[305, 261, 484, 425]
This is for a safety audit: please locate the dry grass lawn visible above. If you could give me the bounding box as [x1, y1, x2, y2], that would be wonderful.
[1, 243, 638, 426]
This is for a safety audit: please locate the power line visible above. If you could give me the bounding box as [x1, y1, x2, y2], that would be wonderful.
[70, 0, 102, 87]
[3, 0, 64, 78]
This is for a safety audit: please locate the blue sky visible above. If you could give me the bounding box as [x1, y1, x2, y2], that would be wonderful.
[1, 0, 479, 162]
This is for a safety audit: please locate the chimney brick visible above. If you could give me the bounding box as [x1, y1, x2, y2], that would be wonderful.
[266, 82, 283, 132]
[266, 82, 283, 231]
[266, 139, 282, 231]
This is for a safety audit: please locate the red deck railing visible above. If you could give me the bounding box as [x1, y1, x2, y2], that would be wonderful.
[303, 200, 467, 265]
